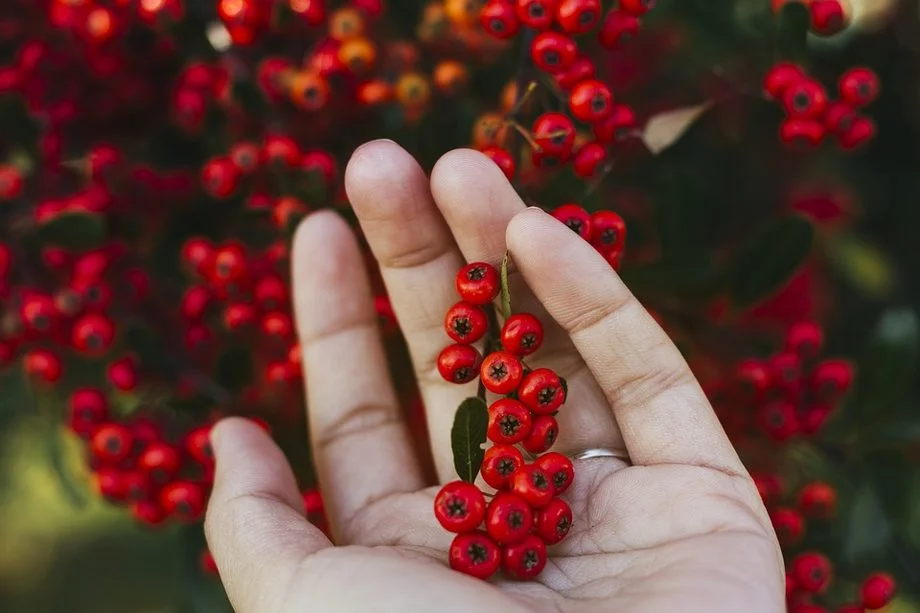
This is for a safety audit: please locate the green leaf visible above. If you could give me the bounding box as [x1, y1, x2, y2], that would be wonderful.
[728, 215, 814, 311]
[855, 308, 919, 417]
[844, 486, 890, 563]
[451, 397, 488, 483]
[37, 212, 106, 250]
[500, 252, 512, 320]
[775, 1, 810, 59]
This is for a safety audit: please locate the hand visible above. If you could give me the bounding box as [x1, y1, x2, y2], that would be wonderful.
[204, 141, 785, 613]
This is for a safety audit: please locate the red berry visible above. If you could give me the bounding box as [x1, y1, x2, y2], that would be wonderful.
[535, 452, 574, 494]
[485, 492, 533, 544]
[107, 355, 139, 391]
[72, 312, 116, 356]
[530, 31, 577, 74]
[449, 531, 501, 579]
[510, 464, 555, 508]
[593, 104, 636, 144]
[518, 368, 566, 414]
[160, 481, 206, 522]
[20, 292, 58, 334]
[757, 401, 800, 442]
[502, 533, 547, 579]
[94, 467, 128, 502]
[590, 210, 627, 253]
[230, 141, 263, 174]
[480, 351, 524, 394]
[552, 203, 592, 240]
[132, 500, 167, 525]
[445, 302, 490, 343]
[480, 146, 516, 181]
[435, 481, 487, 533]
[811, 359, 854, 398]
[212, 242, 248, 286]
[764, 63, 804, 99]
[185, 425, 214, 465]
[488, 398, 533, 444]
[481, 0, 520, 39]
[23, 349, 63, 383]
[532, 112, 576, 158]
[437, 344, 484, 384]
[501, 313, 544, 356]
[181, 237, 215, 277]
[792, 551, 833, 593]
[0, 164, 24, 200]
[555, 0, 600, 35]
[573, 142, 607, 178]
[569, 79, 613, 123]
[620, 0, 655, 15]
[535, 497, 573, 544]
[825, 102, 857, 134]
[481, 444, 525, 490]
[839, 67, 879, 107]
[516, 0, 557, 30]
[68, 388, 109, 437]
[798, 482, 837, 519]
[456, 262, 500, 305]
[598, 9, 639, 49]
[783, 79, 828, 120]
[523, 415, 559, 453]
[91, 422, 134, 464]
[771, 507, 805, 545]
[838, 116, 875, 151]
[303, 488, 324, 515]
[786, 321, 824, 359]
[860, 573, 896, 610]
[780, 119, 826, 148]
[201, 156, 240, 199]
[555, 56, 596, 91]
[138, 442, 183, 483]
[752, 473, 784, 506]
[810, 0, 847, 36]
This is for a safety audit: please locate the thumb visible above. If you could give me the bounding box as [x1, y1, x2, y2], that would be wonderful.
[204, 417, 330, 613]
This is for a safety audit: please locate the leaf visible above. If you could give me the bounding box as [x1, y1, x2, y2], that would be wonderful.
[641, 102, 712, 155]
[844, 486, 890, 563]
[37, 211, 106, 250]
[855, 308, 919, 417]
[500, 252, 512, 320]
[776, 1, 810, 59]
[728, 215, 814, 310]
[451, 397, 488, 483]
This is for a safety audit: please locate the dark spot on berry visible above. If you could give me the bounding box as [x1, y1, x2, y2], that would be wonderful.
[499, 415, 521, 436]
[497, 457, 516, 476]
[590, 93, 608, 114]
[452, 316, 472, 338]
[489, 361, 509, 381]
[86, 333, 102, 350]
[543, 51, 560, 66]
[615, 127, 630, 142]
[521, 333, 536, 349]
[564, 219, 585, 234]
[527, 4, 545, 18]
[537, 386, 558, 406]
[532, 470, 549, 491]
[468, 542, 490, 564]
[490, 18, 505, 32]
[508, 510, 524, 529]
[446, 495, 469, 518]
[545, 427, 557, 445]
[177, 500, 192, 516]
[600, 228, 618, 245]
[551, 470, 568, 490]
[793, 92, 810, 111]
[767, 409, 786, 427]
[466, 266, 486, 281]
[557, 515, 571, 536]
[105, 437, 123, 454]
[523, 549, 540, 570]
[579, 10, 595, 25]
[454, 366, 473, 382]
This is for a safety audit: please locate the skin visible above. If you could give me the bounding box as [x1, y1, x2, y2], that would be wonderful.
[204, 142, 786, 613]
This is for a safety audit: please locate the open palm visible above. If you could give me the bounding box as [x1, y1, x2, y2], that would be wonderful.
[204, 142, 785, 613]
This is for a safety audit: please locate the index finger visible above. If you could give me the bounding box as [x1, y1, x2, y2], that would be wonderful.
[506, 208, 746, 475]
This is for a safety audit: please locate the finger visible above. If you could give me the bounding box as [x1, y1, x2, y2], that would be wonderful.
[293, 210, 425, 539]
[429, 149, 623, 456]
[345, 140, 475, 482]
[506, 207, 745, 474]
[204, 418, 329, 613]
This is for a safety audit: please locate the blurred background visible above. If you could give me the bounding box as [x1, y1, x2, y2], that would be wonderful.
[1, 0, 920, 611]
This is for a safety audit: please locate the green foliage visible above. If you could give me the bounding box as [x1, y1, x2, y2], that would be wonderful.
[450, 397, 488, 483]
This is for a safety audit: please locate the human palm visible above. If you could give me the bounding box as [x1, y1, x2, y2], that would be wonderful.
[204, 142, 785, 613]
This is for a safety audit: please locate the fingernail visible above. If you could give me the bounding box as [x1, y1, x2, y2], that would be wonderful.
[354, 138, 396, 154]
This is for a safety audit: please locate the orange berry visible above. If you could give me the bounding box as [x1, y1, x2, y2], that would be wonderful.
[338, 37, 377, 74]
[328, 7, 365, 41]
[433, 60, 469, 95]
[395, 72, 432, 110]
[444, 0, 485, 27]
[357, 79, 393, 106]
[287, 70, 329, 110]
[472, 112, 509, 148]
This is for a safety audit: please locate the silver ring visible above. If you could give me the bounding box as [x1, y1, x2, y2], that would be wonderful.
[572, 448, 628, 461]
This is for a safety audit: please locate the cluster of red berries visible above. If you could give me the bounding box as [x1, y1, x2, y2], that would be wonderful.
[765, 63, 878, 150]
[68, 387, 214, 526]
[550, 203, 626, 269]
[708, 321, 854, 443]
[474, 0, 654, 180]
[434, 262, 574, 580]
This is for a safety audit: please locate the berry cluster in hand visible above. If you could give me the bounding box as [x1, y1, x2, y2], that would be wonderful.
[434, 262, 574, 580]
[765, 63, 878, 151]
